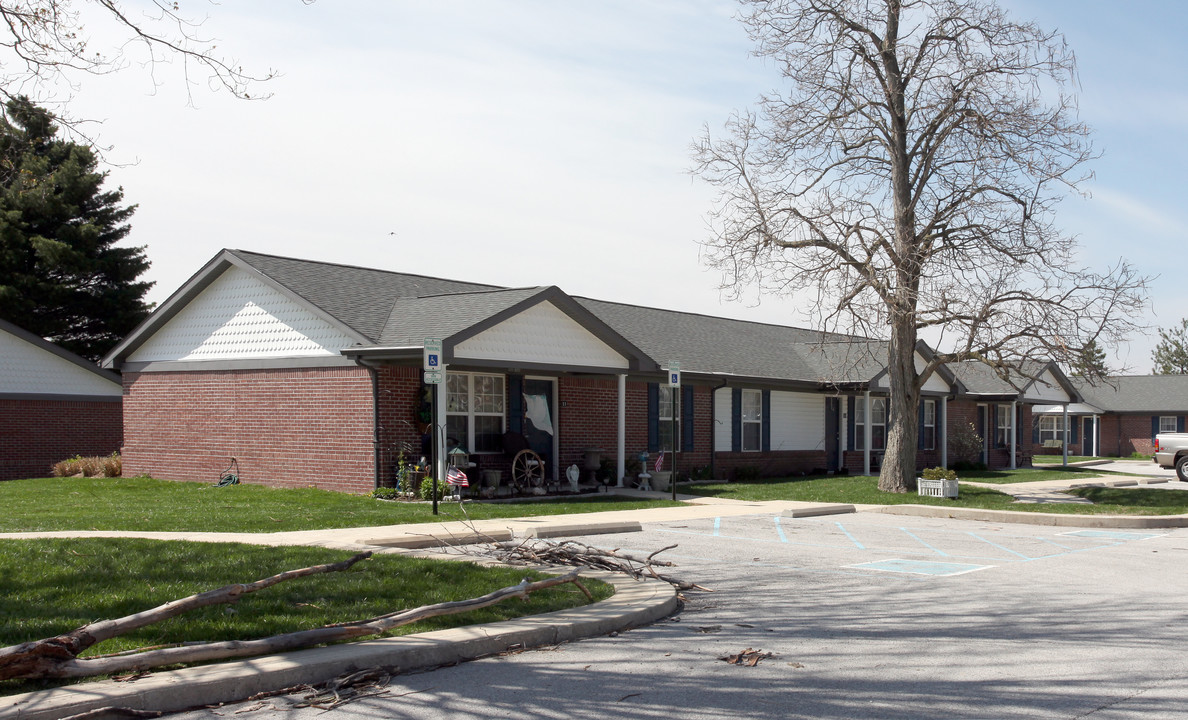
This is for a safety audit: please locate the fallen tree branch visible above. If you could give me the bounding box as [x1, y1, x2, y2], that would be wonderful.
[0, 551, 373, 682]
[0, 553, 582, 681]
[477, 539, 710, 591]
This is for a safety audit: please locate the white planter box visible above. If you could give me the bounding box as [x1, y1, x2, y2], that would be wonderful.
[917, 477, 959, 499]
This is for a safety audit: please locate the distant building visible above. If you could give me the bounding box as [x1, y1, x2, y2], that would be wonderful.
[1, 318, 123, 480]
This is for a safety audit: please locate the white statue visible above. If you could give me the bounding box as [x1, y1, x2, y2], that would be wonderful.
[566, 463, 581, 492]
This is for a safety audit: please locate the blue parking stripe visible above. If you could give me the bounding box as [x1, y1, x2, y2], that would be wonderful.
[900, 527, 949, 556]
[836, 521, 865, 549]
[851, 559, 990, 576]
[966, 532, 1033, 560]
[712, 517, 721, 537]
[774, 516, 788, 543]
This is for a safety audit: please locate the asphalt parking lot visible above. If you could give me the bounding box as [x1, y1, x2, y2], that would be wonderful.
[172, 509, 1188, 720]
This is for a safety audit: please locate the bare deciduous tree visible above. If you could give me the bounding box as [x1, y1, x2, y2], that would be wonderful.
[0, 1, 282, 134]
[693, 0, 1147, 492]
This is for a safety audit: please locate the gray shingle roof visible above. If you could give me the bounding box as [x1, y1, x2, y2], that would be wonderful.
[576, 297, 883, 384]
[1075, 376, 1188, 413]
[229, 249, 497, 342]
[378, 287, 547, 346]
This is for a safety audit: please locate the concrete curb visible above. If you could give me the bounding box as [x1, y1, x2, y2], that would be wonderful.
[782, 504, 856, 518]
[874, 504, 1188, 528]
[1, 571, 676, 720]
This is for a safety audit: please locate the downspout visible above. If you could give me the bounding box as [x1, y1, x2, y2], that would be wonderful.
[353, 357, 382, 490]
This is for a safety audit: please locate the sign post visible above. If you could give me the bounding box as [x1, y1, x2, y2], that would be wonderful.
[667, 362, 680, 501]
[424, 339, 444, 515]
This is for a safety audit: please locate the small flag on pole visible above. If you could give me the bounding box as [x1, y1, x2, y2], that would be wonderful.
[654, 452, 665, 473]
[446, 466, 469, 487]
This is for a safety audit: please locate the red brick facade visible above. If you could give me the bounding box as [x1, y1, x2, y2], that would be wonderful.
[0, 398, 122, 480]
[120, 362, 1072, 493]
[121, 366, 376, 493]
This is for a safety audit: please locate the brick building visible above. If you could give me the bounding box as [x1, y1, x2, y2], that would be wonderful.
[1032, 376, 1188, 458]
[1, 318, 123, 480]
[101, 249, 1080, 493]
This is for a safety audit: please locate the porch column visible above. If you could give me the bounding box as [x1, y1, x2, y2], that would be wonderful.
[1062, 403, 1069, 467]
[940, 396, 948, 469]
[1009, 400, 1017, 469]
[863, 390, 872, 476]
[616, 373, 626, 487]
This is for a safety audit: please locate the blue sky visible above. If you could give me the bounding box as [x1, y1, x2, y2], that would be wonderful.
[64, 0, 1185, 372]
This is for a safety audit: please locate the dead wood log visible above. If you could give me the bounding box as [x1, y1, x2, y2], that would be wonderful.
[0, 551, 373, 682]
[1, 566, 581, 681]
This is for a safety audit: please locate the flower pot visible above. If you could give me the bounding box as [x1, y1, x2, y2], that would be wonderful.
[482, 469, 502, 488]
[650, 470, 672, 492]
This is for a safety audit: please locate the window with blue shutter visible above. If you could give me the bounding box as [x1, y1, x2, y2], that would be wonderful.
[682, 386, 695, 452]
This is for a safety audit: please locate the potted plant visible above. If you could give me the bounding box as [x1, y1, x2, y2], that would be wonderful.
[917, 466, 958, 498]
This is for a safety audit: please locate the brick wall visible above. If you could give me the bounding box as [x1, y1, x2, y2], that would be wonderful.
[0, 398, 122, 480]
[1100, 413, 1166, 457]
[121, 366, 376, 493]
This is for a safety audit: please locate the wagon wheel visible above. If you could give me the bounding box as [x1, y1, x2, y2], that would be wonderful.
[511, 449, 545, 491]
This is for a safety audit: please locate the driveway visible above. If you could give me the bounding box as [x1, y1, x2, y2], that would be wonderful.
[171, 509, 1188, 720]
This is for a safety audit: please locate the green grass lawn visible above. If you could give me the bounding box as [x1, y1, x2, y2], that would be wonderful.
[0, 476, 683, 533]
[683, 474, 1188, 515]
[1031, 455, 1102, 464]
[0, 538, 611, 696]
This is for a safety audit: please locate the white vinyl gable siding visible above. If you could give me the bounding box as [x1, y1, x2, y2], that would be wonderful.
[875, 352, 951, 394]
[128, 267, 356, 362]
[454, 302, 629, 369]
[1024, 369, 1072, 403]
[0, 329, 121, 396]
[769, 390, 825, 451]
[713, 387, 732, 452]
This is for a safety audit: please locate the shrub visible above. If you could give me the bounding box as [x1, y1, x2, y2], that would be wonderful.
[372, 487, 403, 500]
[733, 465, 760, 482]
[949, 422, 984, 466]
[51, 456, 83, 477]
[921, 466, 957, 482]
[418, 477, 444, 501]
[51, 453, 122, 478]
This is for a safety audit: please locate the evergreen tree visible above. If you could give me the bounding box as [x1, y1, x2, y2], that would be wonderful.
[0, 97, 151, 361]
[1153, 319, 1188, 375]
[1070, 339, 1110, 379]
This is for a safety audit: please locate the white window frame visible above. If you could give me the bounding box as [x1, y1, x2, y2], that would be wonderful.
[741, 389, 762, 452]
[996, 405, 1013, 448]
[1038, 415, 1065, 444]
[922, 399, 936, 451]
[445, 372, 505, 454]
[659, 385, 681, 453]
[1160, 416, 1178, 434]
[855, 396, 887, 451]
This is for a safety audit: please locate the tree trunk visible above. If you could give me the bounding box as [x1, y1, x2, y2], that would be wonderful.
[879, 320, 920, 493]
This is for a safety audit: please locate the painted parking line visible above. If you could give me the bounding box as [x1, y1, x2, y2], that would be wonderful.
[848, 558, 992, 577]
[1059, 530, 1166, 541]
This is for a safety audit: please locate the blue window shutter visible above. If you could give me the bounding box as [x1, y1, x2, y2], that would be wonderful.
[847, 396, 856, 451]
[682, 386, 695, 452]
[976, 407, 985, 445]
[1152, 415, 1159, 441]
[917, 401, 925, 450]
[647, 383, 659, 453]
[1179, 417, 1185, 433]
[1032, 414, 1040, 444]
[761, 390, 771, 452]
[507, 374, 523, 435]
[731, 388, 742, 452]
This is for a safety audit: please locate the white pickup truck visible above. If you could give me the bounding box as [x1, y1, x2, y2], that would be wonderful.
[1154, 433, 1188, 482]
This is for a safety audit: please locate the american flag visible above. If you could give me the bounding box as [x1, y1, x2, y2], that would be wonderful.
[654, 452, 665, 473]
[446, 466, 469, 487]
